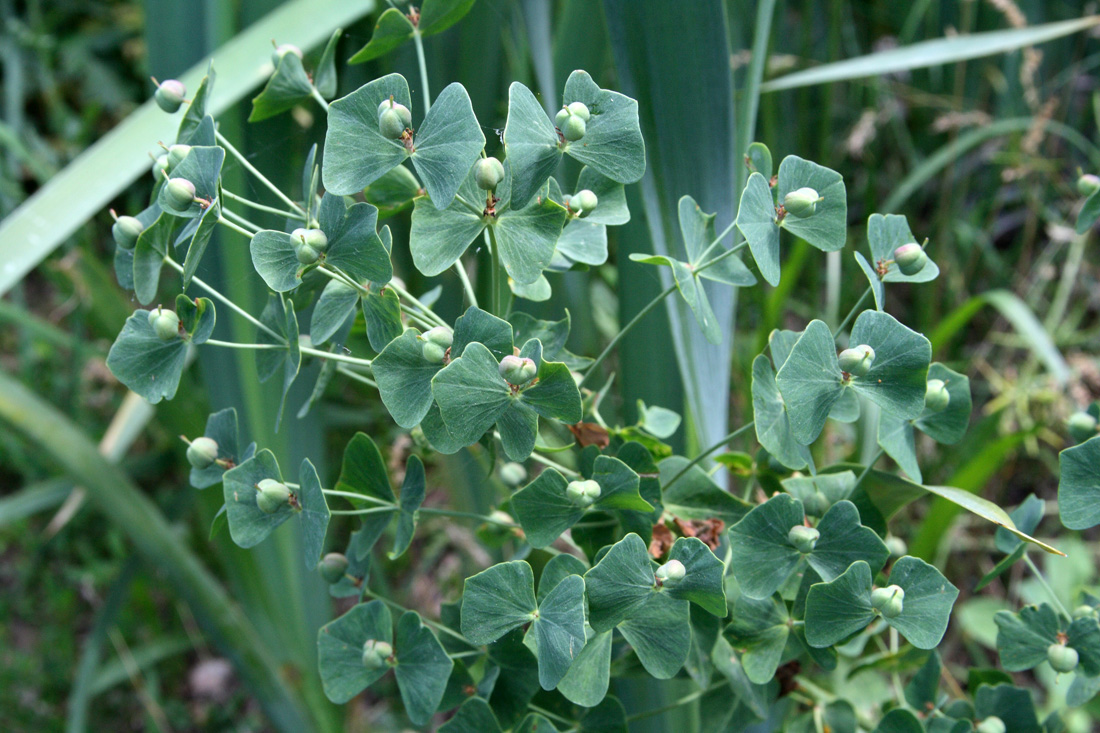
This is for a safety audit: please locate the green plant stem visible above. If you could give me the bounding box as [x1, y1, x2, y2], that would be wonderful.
[320, 488, 391, 505]
[412, 30, 431, 113]
[528, 704, 573, 727]
[300, 345, 372, 368]
[487, 226, 503, 317]
[889, 626, 906, 706]
[162, 257, 284, 342]
[221, 207, 263, 234]
[361, 589, 473, 646]
[625, 682, 726, 723]
[694, 218, 739, 264]
[387, 279, 449, 328]
[661, 421, 756, 492]
[527, 450, 580, 478]
[579, 283, 677, 389]
[454, 193, 484, 216]
[454, 260, 479, 308]
[833, 285, 872, 338]
[309, 86, 330, 113]
[1023, 553, 1069, 617]
[329, 506, 399, 516]
[336, 365, 379, 390]
[418, 507, 518, 528]
[204, 339, 284, 350]
[854, 448, 884, 490]
[223, 188, 306, 220]
[215, 130, 307, 217]
[218, 216, 257, 239]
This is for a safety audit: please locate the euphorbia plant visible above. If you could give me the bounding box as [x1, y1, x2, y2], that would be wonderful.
[100, 6, 1100, 731]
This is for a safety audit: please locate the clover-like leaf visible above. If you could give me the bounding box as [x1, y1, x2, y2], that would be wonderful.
[363, 284, 402, 352]
[131, 210, 178, 305]
[523, 574, 587, 690]
[318, 600, 393, 703]
[658, 456, 751, 526]
[776, 155, 847, 253]
[995, 603, 1100, 676]
[335, 433, 398, 558]
[373, 329, 444, 429]
[461, 561, 539, 645]
[751, 354, 814, 471]
[180, 200, 220, 288]
[223, 449, 291, 548]
[189, 407, 241, 489]
[322, 74, 414, 195]
[156, 145, 223, 219]
[105, 309, 188, 404]
[503, 82, 563, 208]
[316, 193, 394, 285]
[974, 684, 1040, 732]
[561, 70, 645, 188]
[725, 594, 790, 685]
[617, 590, 691, 678]
[494, 193, 569, 285]
[177, 63, 214, 143]
[868, 214, 939, 284]
[390, 454, 425, 559]
[511, 469, 585, 549]
[1058, 435, 1100, 530]
[736, 172, 782, 286]
[408, 83, 486, 209]
[439, 697, 502, 733]
[629, 253, 722, 344]
[665, 537, 727, 617]
[393, 611, 454, 725]
[432, 341, 513, 445]
[249, 51, 314, 122]
[773, 320, 843, 444]
[584, 533, 661, 632]
[453, 305, 514, 359]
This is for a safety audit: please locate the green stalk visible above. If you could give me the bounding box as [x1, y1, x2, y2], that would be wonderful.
[161, 257, 284, 342]
[661, 421, 756, 493]
[487, 226, 504, 317]
[223, 188, 306, 220]
[412, 30, 431, 113]
[215, 131, 307, 217]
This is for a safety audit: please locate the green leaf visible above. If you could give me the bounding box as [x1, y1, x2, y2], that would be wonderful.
[995, 494, 1044, 555]
[503, 81, 561, 208]
[874, 709, 924, 733]
[618, 590, 691, 678]
[524, 574, 587, 689]
[223, 449, 293, 548]
[855, 251, 886, 312]
[335, 433, 397, 559]
[365, 164, 422, 218]
[439, 698, 502, 733]
[774, 320, 843, 444]
[562, 70, 646, 186]
[494, 195, 569, 285]
[776, 155, 847, 253]
[584, 533, 658, 632]
[318, 600, 393, 704]
[804, 560, 875, 648]
[310, 280, 359, 345]
[1077, 188, 1100, 235]
[409, 83, 486, 209]
[313, 28, 341, 99]
[590, 455, 651, 512]
[390, 454, 425, 560]
[1058, 436, 1100, 530]
[317, 193, 393, 285]
[419, 0, 478, 36]
[178, 64, 215, 143]
[658, 456, 751, 526]
[373, 329, 443, 429]
[132, 211, 177, 305]
[974, 684, 1040, 733]
[884, 557, 960, 648]
[922, 484, 1061, 555]
[809, 500, 890, 580]
[510, 310, 590, 370]
[323, 73, 414, 195]
[747, 142, 773, 181]
[995, 603, 1063, 672]
[868, 214, 939, 284]
[408, 192, 487, 278]
[255, 295, 301, 429]
[105, 309, 188, 404]
[296, 458, 330, 569]
[393, 611, 453, 726]
[250, 230, 302, 292]
[903, 650, 941, 711]
[348, 8, 415, 63]
[180, 201, 221, 289]
[189, 408, 240, 489]
[461, 561, 538, 645]
[666, 537, 726, 617]
[847, 310, 932, 418]
[751, 354, 814, 470]
[156, 145, 224, 219]
[574, 166, 630, 226]
[511, 469, 584, 549]
[737, 172, 781, 285]
[726, 493, 804, 599]
[249, 51, 314, 122]
[725, 594, 789, 685]
[362, 283, 403, 352]
[432, 342, 512, 445]
[553, 219, 607, 269]
[556, 627, 612, 707]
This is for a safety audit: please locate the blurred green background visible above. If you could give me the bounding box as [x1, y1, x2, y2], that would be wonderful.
[1, 0, 1098, 730]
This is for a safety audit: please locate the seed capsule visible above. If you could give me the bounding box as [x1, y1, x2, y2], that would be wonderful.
[566, 101, 591, 122]
[148, 308, 181, 340]
[1047, 642, 1080, 673]
[783, 187, 822, 218]
[167, 143, 191, 168]
[571, 189, 598, 217]
[112, 216, 145, 250]
[422, 326, 453, 349]
[317, 552, 349, 584]
[565, 479, 601, 507]
[1077, 174, 1100, 197]
[787, 525, 820, 554]
[655, 559, 686, 584]
[377, 97, 412, 128]
[1067, 411, 1098, 443]
[893, 243, 927, 276]
[871, 585, 905, 618]
[379, 108, 407, 139]
[924, 379, 950, 413]
[499, 462, 528, 487]
[561, 114, 586, 142]
[975, 717, 1006, 733]
[164, 177, 197, 213]
[154, 79, 186, 113]
[362, 639, 394, 669]
[256, 478, 291, 514]
[187, 436, 219, 469]
[802, 491, 831, 518]
[422, 342, 446, 364]
[499, 355, 537, 385]
[475, 157, 505, 191]
[838, 344, 875, 377]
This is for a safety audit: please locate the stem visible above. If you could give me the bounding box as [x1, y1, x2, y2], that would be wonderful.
[854, 448, 884, 490]
[1024, 553, 1070, 617]
[300, 345, 373, 369]
[418, 507, 518, 528]
[221, 207, 263, 234]
[162, 257, 284, 342]
[336, 365, 379, 390]
[625, 682, 725, 723]
[454, 193, 484, 217]
[527, 450, 580, 478]
[223, 189, 306, 221]
[387, 279, 449, 328]
[320, 488, 392, 506]
[833, 286, 872, 339]
[329, 506, 400, 516]
[487, 226, 503, 317]
[693, 239, 749, 276]
[215, 131, 307, 217]
[578, 284, 677, 389]
[695, 218, 739, 264]
[217, 216, 256, 239]
[204, 339, 284, 350]
[412, 30, 431, 113]
[361, 589, 473, 646]
[889, 626, 905, 706]
[528, 704, 573, 728]
[662, 421, 756, 492]
[454, 260, 479, 308]
[309, 86, 330, 113]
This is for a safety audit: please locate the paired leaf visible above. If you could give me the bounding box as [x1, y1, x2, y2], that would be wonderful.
[250, 51, 314, 122]
[318, 600, 393, 703]
[189, 407, 241, 489]
[1058, 436, 1100, 530]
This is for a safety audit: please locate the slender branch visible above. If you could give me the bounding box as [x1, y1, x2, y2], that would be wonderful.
[300, 345, 373, 369]
[487, 226, 503, 317]
[215, 131, 307, 216]
[336, 365, 379, 390]
[454, 260, 479, 308]
[661, 421, 756, 492]
[412, 30, 431, 113]
[418, 507, 518, 528]
[833, 286, 872, 339]
[527, 450, 580, 478]
[1024, 553, 1070, 617]
[693, 239, 749, 276]
[694, 218, 740, 265]
[223, 189, 306, 221]
[579, 283, 677, 389]
[309, 86, 330, 113]
[527, 704, 573, 727]
[329, 506, 399, 516]
[204, 339, 283, 350]
[361, 589, 473, 646]
[387, 279, 448, 328]
[217, 217, 256, 239]
[625, 682, 726, 723]
[162, 257, 284, 342]
[221, 207, 263, 234]
[321, 488, 391, 505]
[854, 448, 884, 490]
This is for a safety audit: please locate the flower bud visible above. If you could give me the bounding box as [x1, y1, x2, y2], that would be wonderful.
[838, 344, 875, 377]
[256, 478, 291, 514]
[787, 525, 820, 554]
[292, 228, 329, 253]
[976, 717, 1006, 733]
[167, 143, 191, 169]
[148, 308, 181, 340]
[499, 355, 537, 385]
[802, 492, 831, 518]
[566, 101, 591, 122]
[555, 108, 570, 129]
[1078, 174, 1100, 197]
[377, 98, 412, 128]
[871, 585, 905, 618]
[112, 215, 145, 250]
[1067, 411, 1098, 443]
[783, 187, 822, 218]
[893, 243, 927, 276]
[295, 243, 321, 265]
[152, 153, 170, 179]
[379, 108, 407, 139]
[924, 379, 950, 413]
[317, 552, 349, 584]
[422, 326, 453, 349]
[565, 479, 601, 507]
[271, 43, 303, 67]
[362, 639, 394, 669]
[561, 114, 586, 142]
[499, 461, 528, 487]
[1074, 604, 1097, 619]
[1047, 642, 1079, 673]
[164, 177, 197, 212]
[571, 189, 598, 217]
[154, 79, 186, 113]
[475, 157, 505, 191]
[655, 559, 686, 585]
[885, 535, 907, 558]
[422, 342, 447, 364]
[187, 436, 219, 469]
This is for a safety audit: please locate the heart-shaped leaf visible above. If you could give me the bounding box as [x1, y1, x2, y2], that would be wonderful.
[297, 458, 330, 569]
[390, 454, 425, 559]
[1058, 436, 1100, 530]
[223, 449, 291, 548]
[736, 172, 781, 286]
[316, 193, 393, 285]
[665, 537, 726, 617]
[461, 561, 539, 645]
[523, 574, 587, 690]
[751, 354, 814, 471]
[318, 600, 393, 703]
[725, 594, 790, 685]
[310, 280, 359, 345]
[373, 329, 445, 429]
[776, 155, 847, 253]
[105, 309, 189, 404]
[868, 214, 939, 284]
[561, 70, 645, 187]
[322, 74, 414, 195]
[156, 145, 224, 219]
[249, 51, 314, 122]
[393, 611, 454, 726]
[189, 407, 241, 489]
[335, 433, 398, 558]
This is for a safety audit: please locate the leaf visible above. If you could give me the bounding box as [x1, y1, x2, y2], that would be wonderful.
[995, 494, 1044, 555]
[313, 28, 341, 99]
[419, 0, 478, 36]
[903, 651, 941, 711]
[751, 354, 814, 470]
[316, 193, 393, 285]
[390, 455, 425, 559]
[223, 449, 292, 549]
[249, 51, 314, 122]
[855, 251, 886, 312]
[847, 310, 932, 419]
[178, 64, 215, 143]
[584, 533, 659, 632]
[189, 407, 241, 489]
[406, 83, 486, 209]
[617, 590, 691, 678]
[348, 8, 415, 63]
[297, 458, 330, 569]
[974, 684, 1041, 733]
[562, 70, 646, 186]
[494, 194, 569, 285]
[804, 560, 875, 648]
[873, 709, 924, 733]
[1058, 436, 1100, 530]
[590, 455, 651, 512]
[105, 309, 189, 404]
[1077, 188, 1100, 234]
[922, 484, 1062, 555]
[774, 320, 843, 444]
[868, 214, 939, 284]
[556, 628, 612, 707]
[372, 330, 443, 429]
[737, 172, 781, 285]
[725, 594, 789, 685]
[317, 601, 392, 701]
[432, 342, 512, 445]
[362, 283, 402, 352]
[310, 280, 359, 345]
[250, 230, 302, 292]
[366, 164, 422, 218]
[156, 145, 224, 219]
[408, 192, 488, 278]
[439, 698, 502, 733]
[503, 81, 561, 208]
[255, 294, 301, 429]
[335, 433, 397, 558]
[323, 73, 414, 195]
[523, 574, 587, 690]
[777, 155, 847, 253]
[180, 201, 221, 288]
[808, 501, 890, 582]
[658, 456, 751, 526]
[132, 211, 178, 305]
[666, 537, 726, 617]
[511, 469, 585, 549]
[460, 561, 538, 645]
[393, 611, 453, 726]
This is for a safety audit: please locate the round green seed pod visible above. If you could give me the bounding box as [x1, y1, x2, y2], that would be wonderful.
[499, 462, 528, 487]
[975, 717, 1006, 733]
[377, 98, 412, 128]
[499, 355, 537, 384]
[154, 79, 186, 113]
[567, 101, 591, 122]
[148, 308, 181, 340]
[152, 153, 170, 179]
[565, 479, 601, 507]
[422, 341, 446, 364]
[164, 177, 197, 212]
[561, 114, 586, 142]
[187, 436, 219, 469]
[787, 525, 820, 554]
[885, 535, 907, 558]
[571, 189, 598, 216]
[167, 144, 191, 168]
[1067, 411, 1098, 443]
[423, 326, 453, 349]
[555, 107, 570, 129]
[783, 187, 822, 218]
[291, 227, 328, 253]
[838, 344, 875, 377]
[893, 243, 927, 276]
[1074, 605, 1097, 619]
[295, 243, 320, 265]
[475, 157, 506, 191]
[317, 552, 349, 584]
[379, 108, 407, 139]
[655, 559, 686, 584]
[1047, 643, 1079, 673]
[112, 216, 145, 250]
[256, 479, 291, 514]
[271, 43, 303, 67]
[802, 492, 831, 518]
[362, 639, 393, 669]
[871, 585, 905, 618]
[924, 379, 950, 413]
[1077, 174, 1100, 197]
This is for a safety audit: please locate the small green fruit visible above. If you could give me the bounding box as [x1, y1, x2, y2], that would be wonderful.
[571, 189, 598, 217]
[167, 143, 191, 168]
[271, 43, 303, 67]
[975, 717, 1006, 733]
[885, 535, 907, 558]
[292, 227, 329, 253]
[924, 379, 950, 413]
[164, 177, 197, 212]
[655, 559, 686, 585]
[838, 344, 875, 377]
[112, 216, 145, 250]
[422, 342, 446, 364]
[1047, 642, 1079, 673]
[475, 157, 505, 191]
[1074, 604, 1097, 619]
[295, 243, 320, 265]
[565, 479, 601, 507]
[1067, 411, 1098, 443]
[555, 107, 570, 129]
[152, 153, 170, 179]
[1077, 174, 1100, 197]
[317, 552, 349, 584]
[871, 585, 905, 618]
[256, 478, 291, 514]
[499, 355, 537, 385]
[362, 639, 394, 669]
[377, 98, 412, 128]
[187, 436, 219, 469]
[561, 114, 586, 142]
[787, 525, 820, 553]
[499, 462, 528, 487]
[893, 243, 927, 276]
[567, 101, 591, 122]
[154, 79, 186, 113]
[783, 187, 822, 218]
[148, 308, 180, 340]
[802, 491, 831, 517]
[379, 108, 407, 139]
[422, 326, 453, 349]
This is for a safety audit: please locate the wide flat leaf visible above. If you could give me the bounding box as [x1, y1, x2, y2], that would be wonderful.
[363, 283, 402, 352]
[666, 537, 726, 616]
[180, 201, 221, 288]
[132, 211, 178, 305]
[390, 455, 425, 559]
[868, 214, 939, 284]
[878, 412, 922, 483]
[574, 166, 630, 226]
[335, 433, 397, 559]
[348, 7, 415, 63]
[511, 469, 584, 549]
[223, 449, 292, 548]
[189, 407, 240, 489]
[409, 83, 485, 209]
[313, 28, 341, 99]
[995, 603, 1064, 671]
[524, 574, 587, 689]
[974, 684, 1040, 733]
[310, 280, 359, 345]
[737, 172, 781, 285]
[461, 561, 538, 645]
[848, 310, 932, 420]
[915, 363, 971, 444]
[590, 455, 651, 512]
[439, 697, 501, 733]
[884, 556, 959, 650]
[752, 354, 814, 470]
[297, 458, 330, 569]
[394, 611, 453, 725]
[408, 194, 486, 276]
[156, 145, 224, 219]
[777, 156, 846, 252]
[316, 193, 393, 285]
[494, 195, 569, 285]
[725, 594, 789, 685]
[584, 533, 658, 632]
[727, 493, 806, 599]
[1058, 436, 1100, 530]
[808, 500, 889, 582]
[373, 329, 443, 429]
[518, 359, 583, 423]
[562, 70, 645, 186]
[105, 308, 188, 403]
[804, 560, 875, 648]
[503, 82, 562, 207]
[249, 51, 314, 122]
[419, 0, 478, 36]
[617, 590, 690, 678]
[250, 230, 302, 292]
[658, 456, 751, 526]
[775, 320, 843, 445]
[323, 73, 413, 195]
[452, 305, 513, 359]
[318, 600, 393, 703]
[556, 628, 612, 707]
[432, 342, 512, 445]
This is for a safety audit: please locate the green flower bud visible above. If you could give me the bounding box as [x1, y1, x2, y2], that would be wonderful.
[422, 326, 453, 349]
[499, 461, 528, 487]
[475, 157, 506, 191]
[187, 436, 219, 469]
[787, 525, 820, 553]
[256, 478, 291, 514]
[565, 479, 601, 507]
[148, 308, 180, 340]
[271, 43, 303, 67]
[838, 344, 875, 377]
[1074, 604, 1097, 619]
[655, 559, 686, 585]
[154, 79, 186, 113]
[567, 101, 591, 122]
[379, 107, 407, 139]
[924, 379, 950, 413]
[571, 189, 598, 217]
[152, 153, 170, 179]
[1078, 174, 1100, 197]
[975, 717, 1006, 733]
[561, 114, 586, 142]
[802, 491, 831, 518]
[422, 341, 446, 364]
[783, 187, 822, 218]
[885, 535, 907, 558]
[317, 552, 349, 584]
[893, 243, 927, 276]
[871, 585, 905, 618]
[167, 143, 191, 169]
[377, 97, 412, 128]
[1067, 411, 1098, 443]
[164, 177, 197, 212]
[499, 355, 537, 385]
[362, 639, 394, 669]
[1047, 642, 1079, 673]
[112, 215, 145, 250]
